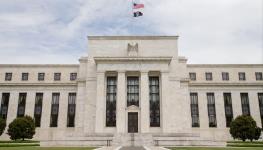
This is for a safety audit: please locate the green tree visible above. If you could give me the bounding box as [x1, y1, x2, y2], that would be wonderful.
[7, 115, 36, 140]
[230, 115, 261, 142]
[0, 117, 6, 136]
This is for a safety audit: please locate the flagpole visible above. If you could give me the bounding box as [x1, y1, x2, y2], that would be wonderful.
[131, 0, 134, 35]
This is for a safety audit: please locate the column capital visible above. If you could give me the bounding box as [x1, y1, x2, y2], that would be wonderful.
[97, 70, 105, 74]
[140, 70, 149, 74]
[117, 70, 126, 73]
[161, 70, 169, 73]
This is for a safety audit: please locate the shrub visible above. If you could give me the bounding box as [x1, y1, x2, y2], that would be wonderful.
[0, 117, 6, 136]
[230, 115, 261, 142]
[7, 115, 35, 141]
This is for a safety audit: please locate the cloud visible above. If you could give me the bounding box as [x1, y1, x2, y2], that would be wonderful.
[0, 0, 262, 64]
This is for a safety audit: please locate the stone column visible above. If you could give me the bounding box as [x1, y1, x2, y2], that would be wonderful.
[41, 91, 52, 128]
[95, 71, 105, 133]
[6, 92, 18, 125]
[249, 91, 261, 127]
[215, 91, 226, 128]
[116, 71, 126, 133]
[140, 71, 149, 133]
[25, 91, 35, 117]
[58, 91, 68, 128]
[199, 92, 209, 128]
[161, 71, 170, 132]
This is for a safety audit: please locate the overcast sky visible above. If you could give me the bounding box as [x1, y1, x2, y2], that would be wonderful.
[0, 0, 262, 64]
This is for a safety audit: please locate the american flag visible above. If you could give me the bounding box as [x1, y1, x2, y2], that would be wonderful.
[133, 3, 144, 9]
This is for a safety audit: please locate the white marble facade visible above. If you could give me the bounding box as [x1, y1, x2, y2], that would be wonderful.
[0, 36, 262, 146]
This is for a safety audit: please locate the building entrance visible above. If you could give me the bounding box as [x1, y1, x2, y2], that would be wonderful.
[128, 112, 138, 133]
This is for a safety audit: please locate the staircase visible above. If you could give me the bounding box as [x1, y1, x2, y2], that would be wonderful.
[112, 133, 154, 146]
[152, 133, 226, 146]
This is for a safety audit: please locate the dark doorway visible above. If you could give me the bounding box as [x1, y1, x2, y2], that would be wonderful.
[128, 112, 138, 133]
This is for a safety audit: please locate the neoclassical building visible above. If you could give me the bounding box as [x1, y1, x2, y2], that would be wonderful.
[0, 36, 262, 146]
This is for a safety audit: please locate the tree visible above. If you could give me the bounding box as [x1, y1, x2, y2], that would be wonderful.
[230, 115, 261, 142]
[7, 116, 36, 140]
[0, 117, 6, 136]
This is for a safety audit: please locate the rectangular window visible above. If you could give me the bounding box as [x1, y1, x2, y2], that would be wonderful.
[106, 77, 117, 127]
[17, 93, 26, 117]
[34, 93, 43, 127]
[258, 93, 263, 128]
[38, 73, 45, 81]
[50, 93, 59, 127]
[190, 93, 199, 127]
[256, 72, 263, 80]
[5, 73, 12, 81]
[206, 72, 213, 81]
[149, 76, 160, 127]
[223, 93, 233, 127]
[241, 93, 250, 116]
[239, 72, 246, 81]
[127, 77, 139, 107]
[189, 72, 196, 81]
[0, 93, 10, 119]
[22, 73, 29, 81]
[70, 73, 77, 81]
[222, 72, 229, 81]
[207, 93, 217, 127]
[54, 73, 61, 81]
[67, 93, 76, 127]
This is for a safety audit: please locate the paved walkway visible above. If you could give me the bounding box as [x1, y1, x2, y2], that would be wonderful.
[120, 146, 145, 150]
[95, 146, 169, 150]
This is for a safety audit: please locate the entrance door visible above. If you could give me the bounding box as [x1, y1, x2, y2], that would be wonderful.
[128, 112, 138, 133]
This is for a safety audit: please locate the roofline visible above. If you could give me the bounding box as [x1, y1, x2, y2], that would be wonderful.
[87, 36, 179, 40]
[0, 64, 79, 67]
[187, 64, 263, 68]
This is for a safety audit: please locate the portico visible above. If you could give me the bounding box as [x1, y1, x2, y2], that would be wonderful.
[94, 56, 172, 134]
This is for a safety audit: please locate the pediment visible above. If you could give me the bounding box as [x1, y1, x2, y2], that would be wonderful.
[126, 105, 140, 111]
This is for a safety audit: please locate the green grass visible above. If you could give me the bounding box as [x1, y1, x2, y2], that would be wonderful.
[0, 147, 95, 150]
[0, 140, 39, 143]
[169, 147, 263, 150]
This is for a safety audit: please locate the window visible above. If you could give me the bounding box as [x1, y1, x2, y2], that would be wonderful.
[207, 93, 217, 127]
[222, 72, 229, 81]
[239, 72, 246, 81]
[0, 93, 10, 119]
[70, 73, 77, 81]
[22, 73, 29, 81]
[256, 72, 263, 80]
[223, 93, 233, 127]
[241, 93, 250, 116]
[50, 93, 59, 127]
[5, 73, 12, 81]
[127, 77, 139, 107]
[34, 93, 43, 127]
[67, 93, 76, 127]
[205, 72, 213, 81]
[54, 73, 61, 81]
[149, 76, 160, 127]
[106, 77, 117, 127]
[17, 93, 26, 117]
[189, 73, 196, 81]
[38, 73, 45, 81]
[258, 93, 263, 128]
[190, 93, 199, 127]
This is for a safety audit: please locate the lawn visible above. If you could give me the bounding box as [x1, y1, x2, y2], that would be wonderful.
[169, 147, 263, 150]
[0, 147, 95, 150]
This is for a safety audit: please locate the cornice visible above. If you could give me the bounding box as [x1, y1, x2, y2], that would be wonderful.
[187, 64, 263, 68]
[94, 57, 173, 64]
[189, 82, 263, 87]
[0, 83, 77, 86]
[0, 64, 79, 68]
[88, 36, 179, 40]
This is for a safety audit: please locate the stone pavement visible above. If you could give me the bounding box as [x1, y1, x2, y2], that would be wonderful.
[95, 146, 169, 150]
